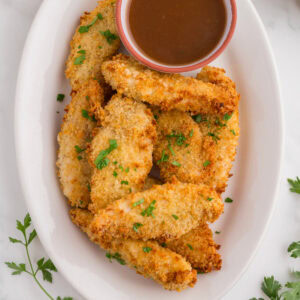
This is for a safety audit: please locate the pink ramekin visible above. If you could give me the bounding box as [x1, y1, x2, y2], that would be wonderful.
[116, 0, 237, 73]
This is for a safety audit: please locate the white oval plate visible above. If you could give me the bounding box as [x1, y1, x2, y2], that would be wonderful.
[15, 1, 283, 299]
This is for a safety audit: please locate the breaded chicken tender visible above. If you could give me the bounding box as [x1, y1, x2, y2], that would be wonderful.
[65, 0, 120, 94]
[70, 208, 197, 291]
[153, 110, 205, 184]
[88, 95, 157, 213]
[57, 80, 104, 208]
[90, 180, 223, 242]
[101, 54, 239, 115]
[194, 66, 240, 193]
[166, 223, 222, 273]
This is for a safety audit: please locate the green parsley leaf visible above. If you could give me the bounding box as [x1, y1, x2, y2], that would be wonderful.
[281, 281, 300, 300]
[121, 180, 129, 185]
[207, 197, 213, 201]
[87, 183, 91, 192]
[187, 244, 193, 250]
[113, 171, 118, 177]
[287, 177, 300, 194]
[9, 237, 24, 244]
[215, 231, 221, 234]
[225, 197, 233, 203]
[288, 241, 300, 258]
[223, 113, 232, 121]
[74, 54, 86, 65]
[77, 155, 83, 161]
[291, 270, 300, 279]
[189, 129, 194, 137]
[203, 160, 211, 167]
[143, 247, 152, 253]
[78, 14, 103, 33]
[141, 200, 156, 218]
[28, 229, 37, 245]
[208, 132, 220, 142]
[166, 132, 186, 146]
[77, 49, 86, 54]
[106, 252, 126, 265]
[113, 161, 118, 165]
[5, 262, 27, 275]
[132, 198, 144, 207]
[133, 223, 143, 232]
[94, 139, 118, 170]
[98, 46, 102, 49]
[100, 30, 118, 44]
[154, 114, 159, 120]
[261, 276, 282, 299]
[161, 242, 167, 248]
[56, 94, 65, 102]
[172, 214, 179, 220]
[157, 150, 169, 164]
[171, 161, 181, 167]
[168, 143, 175, 156]
[74, 145, 85, 153]
[230, 129, 236, 136]
[125, 167, 129, 173]
[81, 109, 91, 120]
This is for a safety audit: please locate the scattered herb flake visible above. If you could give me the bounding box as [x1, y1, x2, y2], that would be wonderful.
[187, 244, 193, 250]
[208, 132, 220, 142]
[87, 183, 91, 192]
[225, 197, 233, 203]
[141, 200, 156, 218]
[215, 231, 221, 234]
[168, 143, 175, 156]
[192, 114, 206, 123]
[100, 30, 118, 44]
[56, 94, 65, 102]
[81, 109, 91, 120]
[171, 161, 181, 167]
[172, 214, 179, 220]
[125, 167, 129, 173]
[113, 171, 118, 177]
[121, 180, 129, 185]
[230, 129, 236, 136]
[161, 242, 167, 248]
[223, 113, 232, 121]
[132, 198, 144, 207]
[189, 129, 194, 137]
[74, 145, 85, 153]
[207, 197, 213, 201]
[77, 155, 83, 161]
[77, 49, 86, 54]
[74, 54, 86, 65]
[157, 150, 169, 164]
[105, 252, 126, 265]
[94, 139, 118, 170]
[133, 223, 143, 232]
[78, 14, 103, 33]
[203, 160, 211, 167]
[143, 247, 152, 253]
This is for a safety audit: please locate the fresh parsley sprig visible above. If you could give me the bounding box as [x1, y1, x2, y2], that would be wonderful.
[5, 213, 72, 300]
[287, 177, 300, 194]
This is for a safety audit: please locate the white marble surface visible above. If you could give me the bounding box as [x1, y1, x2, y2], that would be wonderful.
[0, 0, 299, 299]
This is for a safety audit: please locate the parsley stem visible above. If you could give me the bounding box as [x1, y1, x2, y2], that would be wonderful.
[23, 232, 54, 300]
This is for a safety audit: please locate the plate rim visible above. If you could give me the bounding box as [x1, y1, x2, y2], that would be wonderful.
[14, 0, 284, 299]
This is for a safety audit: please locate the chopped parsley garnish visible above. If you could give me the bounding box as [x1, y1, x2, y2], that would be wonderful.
[87, 183, 91, 192]
[81, 109, 92, 120]
[132, 198, 144, 207]
[189, 129, 194, 137]
[287, 177, 300, 194]
[78, 13, 103, 33]
[215, 231, 221, 234]
[113, 171, 118, 177]
[161, 242, 167, 248]
[105, 252, 126, 265]
[168, 143, 175, 156]
[223, 113, 232, 121]
[94, 139, 118, 170]
[207, 197, 213, 201]
[74, 145, 85, 153]
[143, 247, 152, 253]
[154, 114, 159, 120]
[119, 165, 124, 171]
[192, 114, 207, 123]
[215, 118, 226, 127]
[141, 200, 156, 218]
[98, 46, 102, 49]
[171, 161, 181, 167]
[74, 54, 86, 65]
[78, 45, 81, 49]
[187, 244, 193, 250]
[133, 223, 143, 232]
[77, 49, 86, 54]
[121, 180, 129, 185]
[113, 161, 118, 165]
[172, 214, 179, 220]
[157, 150, 169, 164]
[77, 155, 83, 161]
[203, 160, 211, 167]
[167, 132, 186, 146]
[56, 94, 65, 102]
[288, 241, 300, 258]
[230, 129, 236, 136]
[100, 30, 118, 44]
[225, 197, 233, 203]
[125, 167, 129, 173]
[208, 132, 220, 142]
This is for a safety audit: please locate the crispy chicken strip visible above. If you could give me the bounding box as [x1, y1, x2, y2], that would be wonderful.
[70, 208, 197, 291]
[101, 54, 239, 115]
[166, 223, 222, 273]
[90, 180, 223, 242]
[57, 80, 104, 208]
[195, 66, 240, 193]
[65, 0, 120, 95]
[88, 95, 157, 213]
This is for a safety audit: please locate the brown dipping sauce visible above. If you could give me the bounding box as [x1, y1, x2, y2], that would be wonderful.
[129, 0, 227, 65]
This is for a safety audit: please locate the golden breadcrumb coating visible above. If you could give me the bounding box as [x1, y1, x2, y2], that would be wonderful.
[166, 223, 222, 273]
[153, 109, 205, 184]
[57, 80, 104, 208]
[70, 208, 197, 291]
[88, 95, 157, 213]
[195, 66, 240, 193]
[65, 0, 120, 94]
[101, 54, 239, 115]
[90, 180, 223, 242]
